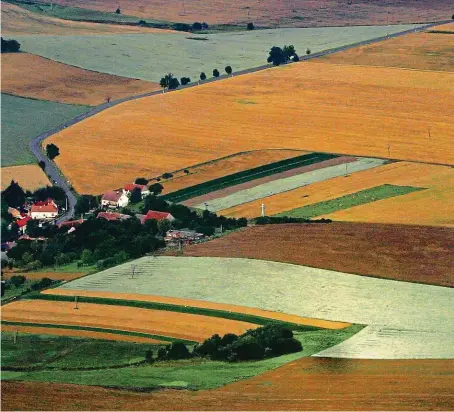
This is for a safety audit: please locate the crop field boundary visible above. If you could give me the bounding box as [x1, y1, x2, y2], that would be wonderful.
[1, 320, 195, 345]
[275, 184, 425, 219]
[29, 293, 323, 331]
[161, 153, 338, 202]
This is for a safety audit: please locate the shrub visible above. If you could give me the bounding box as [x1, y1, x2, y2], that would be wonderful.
[180, 77, 191, 85]
[149, 183, 164, 195]
[172, 23, 191, 31]
[1, 37, 21, 53]
[220, 333, 238, 346]
[200, 72, 207, 81]
[25, 260, 42, 271]
[38, 161, 46, 170]
[115, 7, 121, 14]
[306, 48, 311, 55]
[157, 347, 167, 360]
[145, 349, 154, 363]
[247, 22, 254, 30]
[46, 143, 60, 160]
[162, 172, 173, 179]
[8, 275, 26, 287]
[166, 341, 192, 360]
[183, 169, 190, 174]
[232, 337, 265, 360]
[130, 187, 142, 203]
[193, 334, 222, 358]
[192, 22, 202, 30]
[135, 177, 148, 185]
[269, 337, 303, 355]
[213, 69, 220, 78]
[225, 65, 232, 75]
[31, 277, 53, 291]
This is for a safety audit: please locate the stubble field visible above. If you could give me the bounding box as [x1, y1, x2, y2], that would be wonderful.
[44, 61, 454, 194]
[1, 164, 50, 191]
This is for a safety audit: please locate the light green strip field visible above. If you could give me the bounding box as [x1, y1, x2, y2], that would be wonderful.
[15, 24, 422, 82]
[1, 94, 90, 166]
[275, 184, 424, 218]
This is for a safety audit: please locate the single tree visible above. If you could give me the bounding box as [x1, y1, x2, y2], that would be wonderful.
[180, 77, 191, 85]
[267, 46, 285, 66]
[200, 72, 207, 81]
[192, 22, 202, 31]
[135, 177, 148, 185]
[213, 68, 220, 77]
[130, 187, 142, 203]
[1, 38, 21, 53]
[81, 249, 93, 265]
[149, 182, 164, 195]
[306, 48, 311, 55]
[225, 65, 232, 76]
[46, 143, 60, 160]
[247, 22, 255, 30]
[115, 7, 121, 14]
[283, 45, 296, 60]
[75, 194, 99, 215]
[38, 160, 46, 170]
[2, 180, 25, 208]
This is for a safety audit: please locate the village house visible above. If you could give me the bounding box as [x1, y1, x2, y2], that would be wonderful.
[97, 211, 131, 222]
[58, 219, 85, 230]
[142, 210, 175, 223]
[123, 183, 150, 198]
[30, 199, 58, 220]
[16, 216, 32, 234]
[101, 190, 129, 209]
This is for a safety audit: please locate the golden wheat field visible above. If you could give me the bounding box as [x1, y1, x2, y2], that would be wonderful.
[45, 62, 454, 194]
[1, 164, 50, 191]
[1, 3, 179, 35]
[220, 162, 454, 227]
[320, 32, 454, 72]
[428, 22, 454, 32]
[1, 53, 160, 105]
[1, 300, 258, 342]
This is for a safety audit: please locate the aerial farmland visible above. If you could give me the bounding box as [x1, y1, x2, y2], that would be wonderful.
[1, 0, 453, 410]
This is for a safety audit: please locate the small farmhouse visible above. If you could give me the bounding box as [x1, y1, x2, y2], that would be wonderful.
[123, 183, 150, 198]
[30, 199, 58, 220]
[101, 190, 129, 208]
[142, 210, 175, 223]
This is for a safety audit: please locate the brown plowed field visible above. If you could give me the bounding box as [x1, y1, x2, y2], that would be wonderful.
[2, 3, 180, 35]
[2, 272, 85, 281]
[42, 289, 350, 330]
[49, 0, 453, 27]
[183, 156, 356, 207]
[221, 162, 454, 227]
[1, 325, 163, 344]
[174, 223, 454, 287]
[320, 32, 454, 72]
[1, 300, 258, 342]
[159, 150, 305, 195]
[46, 62, 454, 194]
[3, 358, 453, 410]
[1, 164, 50, 191]
[1, 53, 160, 105]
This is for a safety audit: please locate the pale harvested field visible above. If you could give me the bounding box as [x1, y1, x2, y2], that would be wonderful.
[1, 324, 163, 344]
[320, 32, 454, 72]
[45, 62, 454, 194]
[1, 164, 50, 191]
[43, 289, 350, 330]
[1, 300, 258, 343]
[1, 53, 160, 105]
[4, 359, 454, 410]
[1, 3, 179, 35]
[57, 256, 454, 358]
[50, 0, 453, 27]
[2, 272, 85, 281]
[221, 162, 454, 227]
[160, 149, 305, 195]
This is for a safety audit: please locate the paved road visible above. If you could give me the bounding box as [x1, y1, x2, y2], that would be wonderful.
[29, 20, 450, 223]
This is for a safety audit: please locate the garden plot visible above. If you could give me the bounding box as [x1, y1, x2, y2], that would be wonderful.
[196, 158, 386, 211]
[14, 24, 422, 82]
[58, 256, 454, 358]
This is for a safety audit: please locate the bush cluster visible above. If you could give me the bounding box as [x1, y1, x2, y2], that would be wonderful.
[146, 341, 192, 363]
[1, 37, 20, 53]
[254, 216, 332, 225]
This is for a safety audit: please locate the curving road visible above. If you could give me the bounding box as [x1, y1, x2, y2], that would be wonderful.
[29, 20, 450, 223]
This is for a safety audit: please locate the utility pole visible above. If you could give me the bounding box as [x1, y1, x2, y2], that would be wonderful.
[261, 203, 266, 217]
[74, 295, 78, 310]
[131, 264, 137, 279]
[13, 330, 18, 344]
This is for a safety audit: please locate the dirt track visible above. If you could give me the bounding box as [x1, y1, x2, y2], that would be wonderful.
[3, 358, 453, 410]
[176, 223, 454, 287]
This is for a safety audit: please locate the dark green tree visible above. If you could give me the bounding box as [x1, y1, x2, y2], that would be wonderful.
[180, 77, 191, 85]
[225, 65, 232, 76]
[247, 22, 255, 30]
[283, 45, 296, 60]
[148, 183, 164, 195]
[115, 7, 121, 14]
[75, 195, 99, 216]
[135, 177, 148, 185]
[46, 143, 60, 160]
[130, 187, 142, 203]
[213, 68, 220, 77]
[200, 72, 207, 81]
[192, 22, 202, 30]
[2, 180, 25, 208]
[267, 46, 286, 66]
[38, 161, 46, 170]
[1, 37, 20, 53]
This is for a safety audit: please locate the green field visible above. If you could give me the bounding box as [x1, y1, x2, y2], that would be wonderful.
[162, 153, 338, 203]
[1, 94, 90, 167]
[1, 326, 363, 389]
[275, 184, 425, 218]
[14, 24, 422, 82]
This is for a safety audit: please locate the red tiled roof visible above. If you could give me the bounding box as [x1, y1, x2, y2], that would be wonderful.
[58, 219, 85, 228]
[124, 183, 147, 192]
[97, 212, 130, 221]
[102, 191, 123, 202]
[16, 216, 32, 228]
[143, 210, 173, 222]
[34, 198, 55, 207]
[31, 203, 58, 213]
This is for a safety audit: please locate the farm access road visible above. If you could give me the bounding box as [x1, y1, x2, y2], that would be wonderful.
[29, 21, 450, 223]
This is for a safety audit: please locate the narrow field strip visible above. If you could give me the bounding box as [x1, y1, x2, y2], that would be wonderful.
[1, 323, 167, 344]
[40, 289, 349, 330]
[162, 153, 335, 203]
[1, 300, 260, 343]
[183, 156, 357, 207]
[275, 184, 424, 218]
[202, 158, 386, 212]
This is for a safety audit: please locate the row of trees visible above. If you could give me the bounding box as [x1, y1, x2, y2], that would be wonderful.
[2, 181, 65, 210]
[160, 66, 233, 91]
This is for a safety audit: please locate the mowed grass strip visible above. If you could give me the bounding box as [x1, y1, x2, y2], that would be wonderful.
[1, 164, 50, 191]
[1, 321, 189, 344]
[275, 184, 424, 218]
[161, 153, 336, 202]
[44, 62, 454, 193]
[1, 300, 260, 343]
[1, 93, 90, 167]
[34, 291, 331, 330]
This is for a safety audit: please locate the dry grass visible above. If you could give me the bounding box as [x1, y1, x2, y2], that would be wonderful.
[1, 324, 163, 344]
[1, 164, 50, 191]
[1, 53, 160, 105]
[42, 289, 350, 329]
[221, 162, 454, 227]
[45, 62, 454, 194]
[159, 150, 305, 195]
[1, 3, 180, 35]
[49, 0, 454, 27]
[320, 32, 454, 72]
[1, 300, 258, 342]
[3, 359, 454, 410]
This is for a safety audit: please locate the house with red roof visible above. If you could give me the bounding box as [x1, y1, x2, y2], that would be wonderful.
[123, 183, 150, 198]
[16, 216, 32, 234]
[142, 210, 175, 223]
[97, 211, 131, 222]
[58, 219, 85, 229]
[101, 190, 129, 209]
[30, 199, 58, 220]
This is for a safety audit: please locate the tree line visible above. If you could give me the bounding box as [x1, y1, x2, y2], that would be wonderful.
[160, 66, 233, 91]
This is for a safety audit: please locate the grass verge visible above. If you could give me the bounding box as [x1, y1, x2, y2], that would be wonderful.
[161, 153, 338, 203]
[275, 184, 424, 218]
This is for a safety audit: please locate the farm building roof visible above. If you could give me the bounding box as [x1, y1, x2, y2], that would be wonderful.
[58, 219, 85, 229]
[97, 211, 131, 222]
[124, 183, 147, 192]
[16, 216, 32, 228]
[101, 191, 123, 202]
[143, 210, 174, 222]
[30, 203, 58, 213]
